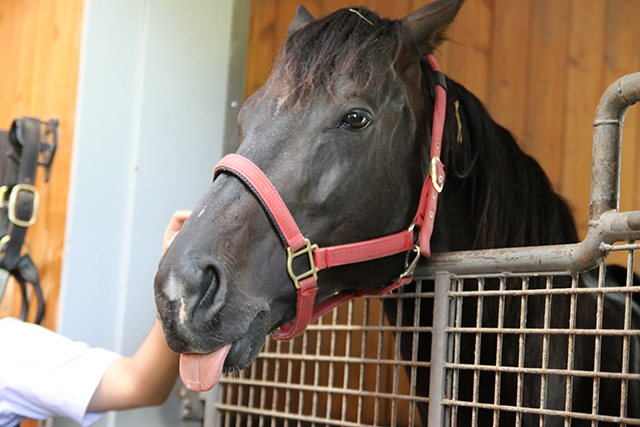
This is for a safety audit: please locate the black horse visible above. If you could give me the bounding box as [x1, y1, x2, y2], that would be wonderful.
[154, 1, 639, 425]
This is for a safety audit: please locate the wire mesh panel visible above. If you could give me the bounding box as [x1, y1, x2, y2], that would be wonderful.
[206, 244, 640, 427]
[213, 280, 435, 427]
[438, 242, 640, 426]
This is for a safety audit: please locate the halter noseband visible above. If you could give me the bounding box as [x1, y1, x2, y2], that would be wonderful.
[213, 55, 447, 340]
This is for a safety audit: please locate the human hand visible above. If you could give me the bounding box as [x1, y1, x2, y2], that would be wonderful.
[163, 210, 191, 254]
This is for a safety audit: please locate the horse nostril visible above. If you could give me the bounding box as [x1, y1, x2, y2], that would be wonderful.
[195, 266, 226, 318]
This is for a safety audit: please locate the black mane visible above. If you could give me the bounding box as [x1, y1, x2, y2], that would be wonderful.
[444, 80, 579, 249]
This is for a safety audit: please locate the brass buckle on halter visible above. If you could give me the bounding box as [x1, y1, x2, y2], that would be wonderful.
[8, 184, 40, 228]
[430, 156, 444, 193]
[286, 238, 319, 289]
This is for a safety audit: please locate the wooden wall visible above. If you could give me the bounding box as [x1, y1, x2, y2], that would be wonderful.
[245, 0, 640, 269]
[0, 0, 84, 331]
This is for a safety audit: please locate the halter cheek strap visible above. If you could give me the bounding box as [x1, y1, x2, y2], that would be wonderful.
[213, 54, 447, 341]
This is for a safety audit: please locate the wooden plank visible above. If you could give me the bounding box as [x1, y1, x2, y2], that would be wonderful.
[487, 0, 532, 145]
[601, 0, 640, 273]
[602, 0, 640, 214]
[363, 0, 412, 19]
[439, 0, 492, 102]
[0, 0, 84, 330]
[274, 0, 306, 49]
[244, 0, 278, 98]
[522, 0, 571, 189]
[562, 0, 608, 239]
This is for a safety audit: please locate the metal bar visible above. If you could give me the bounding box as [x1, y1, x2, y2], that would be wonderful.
[564, 275, 579, 427]
[341, 300, 353, 424]
[235, 371, 245, 427]
[492, 277, 506, 427]
[408, 281, 422, 427]
[297, 328, 308, 427]
[259, 339, 269, 427]
[311, 319, 322, 426]
[419, 210, 640, 277]
[428, 272, 452, 427]
[356, 299, 369, 425]
[374, 299, 384, 426]
[619, 245, 635, 423]
[439, 400, 640, 425]
[452, 278, 464, 426]
[515, 277, 529, 427]
[441, 327, 640, 337]
[441, 363, 640, 381]
[446, 284, 640, 297]
[326, 309, 338, 421]
[471, 278, 484, 426]
[221, 0, 251, 155]
[539, 277, 552, 427]
[601, 241, 640, 251]
[203, 386, 223, 427]
[271, 340, 283, 427]
[444, 278, 458, 427]
[391, 289, 403, 427]
[591, 265, 606, 426]
[246, 353, 258, 427]
[304, 324, 433, 332]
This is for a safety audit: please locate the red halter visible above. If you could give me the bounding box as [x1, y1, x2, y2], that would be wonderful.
[213, 55, 447, 340]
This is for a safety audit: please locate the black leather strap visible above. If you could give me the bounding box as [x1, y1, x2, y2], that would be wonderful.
[0, 117, 54, 324]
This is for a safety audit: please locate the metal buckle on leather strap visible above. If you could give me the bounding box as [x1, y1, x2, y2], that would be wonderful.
[430, 156, 444, 193]
[286, 238, 319, 289]
[8, 184, 40, 227]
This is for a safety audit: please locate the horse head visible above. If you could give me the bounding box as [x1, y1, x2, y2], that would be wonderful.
[154, 0, 464, 391]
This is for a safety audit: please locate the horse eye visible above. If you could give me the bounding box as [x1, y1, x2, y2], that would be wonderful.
[339, 110, 371, 130]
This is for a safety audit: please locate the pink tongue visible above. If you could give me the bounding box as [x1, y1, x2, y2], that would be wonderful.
[180, 344, 232, 392]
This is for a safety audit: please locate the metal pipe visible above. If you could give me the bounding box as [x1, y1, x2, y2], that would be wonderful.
[427, 272, 453, 426]
[590, 71, 640, 219]
[419, 209, 640, 277]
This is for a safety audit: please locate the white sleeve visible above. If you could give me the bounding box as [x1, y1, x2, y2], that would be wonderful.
[0, 317, 121, 426]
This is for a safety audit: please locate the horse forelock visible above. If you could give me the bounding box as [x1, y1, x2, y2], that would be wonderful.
[266, 7, 409, 108]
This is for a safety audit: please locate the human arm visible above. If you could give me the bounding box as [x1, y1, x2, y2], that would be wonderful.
[86, 319, 178, 411]
[86, 210, 191, 412]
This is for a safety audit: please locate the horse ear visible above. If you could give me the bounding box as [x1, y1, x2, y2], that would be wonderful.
[402, 0, 464, 48]
[288, 5, 315, 35]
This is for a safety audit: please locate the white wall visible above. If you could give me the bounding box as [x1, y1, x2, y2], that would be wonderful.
[56, 0, 237, 425]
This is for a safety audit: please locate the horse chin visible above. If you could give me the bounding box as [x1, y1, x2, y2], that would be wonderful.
[222, 310, 271, 371]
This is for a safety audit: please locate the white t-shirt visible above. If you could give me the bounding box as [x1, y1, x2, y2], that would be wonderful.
[0, 317, 121, 427]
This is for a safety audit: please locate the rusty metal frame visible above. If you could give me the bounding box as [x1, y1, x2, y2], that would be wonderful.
[203, 72, 640, 426]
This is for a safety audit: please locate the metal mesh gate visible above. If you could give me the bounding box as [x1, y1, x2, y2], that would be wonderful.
[430, 259, 640, 426]
[211, 288, 435, 427]
[198, 74, 640, 427]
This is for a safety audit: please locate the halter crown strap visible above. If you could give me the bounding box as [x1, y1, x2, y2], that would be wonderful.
[213, 54, 448, 341]
[412, 54, 446, 258]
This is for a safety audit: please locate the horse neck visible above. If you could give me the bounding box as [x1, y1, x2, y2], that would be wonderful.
[430, 78, 579, 253]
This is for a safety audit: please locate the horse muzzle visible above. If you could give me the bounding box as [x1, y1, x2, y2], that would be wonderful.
[154, 246, 275, 372]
